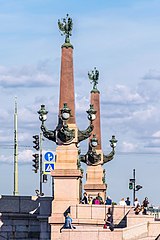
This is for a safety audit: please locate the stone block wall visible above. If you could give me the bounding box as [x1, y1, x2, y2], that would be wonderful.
[0, 195, 52, 240]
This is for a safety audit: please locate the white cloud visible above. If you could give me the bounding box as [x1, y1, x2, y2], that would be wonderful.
[132, 106, 156, 121]
[152, 131, 160, 138]
[104, 85, 145, 105]
[121, 141, 138, 152]
[75, 95, 89, 113]
[18, 149, 33, 163]
[0, 149, 33, 164]
[0, 62, 57, 88]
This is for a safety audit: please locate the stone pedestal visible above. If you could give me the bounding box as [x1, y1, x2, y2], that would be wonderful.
[49, 126, 82, 240]
[84, 156, 106, 202]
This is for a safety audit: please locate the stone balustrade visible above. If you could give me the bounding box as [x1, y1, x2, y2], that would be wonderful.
[71, 204, 131, 226]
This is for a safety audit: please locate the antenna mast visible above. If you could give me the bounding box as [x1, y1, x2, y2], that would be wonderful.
[13, 97, 19, 195]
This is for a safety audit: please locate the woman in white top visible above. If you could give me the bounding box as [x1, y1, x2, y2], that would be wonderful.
[119, 198, 127, 206]
[134, 198, 140, 208]
[134, 198, 141, 215]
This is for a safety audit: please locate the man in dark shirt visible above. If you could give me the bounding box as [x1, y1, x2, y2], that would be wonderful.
[125, 197, 131, 206]
[81, 192, 88, 204]
[142, 197, 149, 215]
[105, 196, 112, 205]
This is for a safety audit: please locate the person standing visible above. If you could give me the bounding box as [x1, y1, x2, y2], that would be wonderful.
[134, 198, 141, 215]
[97, 193, 103, 204]
[88, 196, 93, 205]
[119, 198, 127, 206]
[125, 197, 131, 206]
[134, 198, 140, 208]
[81, 192, 88, 204]
[94, 196, 101, 205]
[142, 197, 149, 215]
[105, 196, 112, 205]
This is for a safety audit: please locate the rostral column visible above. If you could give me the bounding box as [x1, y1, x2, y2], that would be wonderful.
[38, 15, 96, 240]
[81, 67, 117, 201]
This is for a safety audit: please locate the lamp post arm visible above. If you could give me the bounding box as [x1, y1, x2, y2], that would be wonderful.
[102, 148, 115, 165]
[79, 145, 101, 166]
[41, 123, 56, 143]
[78, 124, 94, 143]
[79, 154, 86, 164]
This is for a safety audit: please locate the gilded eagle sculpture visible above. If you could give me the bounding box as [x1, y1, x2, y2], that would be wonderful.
[58, 14, 73, 44]
[88, 67, 99, 92]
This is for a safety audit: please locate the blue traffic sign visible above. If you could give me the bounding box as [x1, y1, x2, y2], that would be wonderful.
[44, 152, 55, 161]
[44, 162, 55, 174]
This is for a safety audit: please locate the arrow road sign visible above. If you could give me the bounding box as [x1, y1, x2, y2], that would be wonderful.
[44, 152, 55, 161]
[44, 162, 55, 174]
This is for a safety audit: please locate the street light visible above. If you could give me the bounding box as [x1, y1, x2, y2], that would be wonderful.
[37, 104, 48, 123]
[136, 185, 143, 191]
[38, 102, 96, 145]
[37, 101, 97, 196]
[90, 134, 98, 147]
[60, 103, 71, 121]
[80, 134, 117, 166]
[86, 104, 96, 122]
[110, 135, 117, 149]
[129, 169, 143, 205]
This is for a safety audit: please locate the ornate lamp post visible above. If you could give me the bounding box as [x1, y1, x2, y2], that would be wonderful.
[38, 103, 96, 145]
[80, 67, 118, 166]
[36, 14, 117, 240]
[82, 67, 118, 199]
[80, 134, 117, 166]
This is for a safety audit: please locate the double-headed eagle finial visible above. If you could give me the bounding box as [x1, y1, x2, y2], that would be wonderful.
[88, 67, 99, 92]
[58, 14, 73, 45]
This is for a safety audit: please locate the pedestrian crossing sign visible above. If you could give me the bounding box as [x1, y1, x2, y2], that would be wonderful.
[44, 162, 55, 174]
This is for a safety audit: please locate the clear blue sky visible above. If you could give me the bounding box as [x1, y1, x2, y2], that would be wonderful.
[0, 0, 160, 205]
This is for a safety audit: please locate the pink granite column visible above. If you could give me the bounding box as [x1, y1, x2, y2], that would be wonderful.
[59, 46, 75, 124]
[84, 88, 107, 200]
[90, 91, 101, 149]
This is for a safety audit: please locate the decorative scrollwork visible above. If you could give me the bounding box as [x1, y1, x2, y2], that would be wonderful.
[41, 124, 56, 143]
[80, 152, 101, 166]
[80, 148, 115, 166]
[78, 124, 94, 143]
[41, 120, 75, 145]
[80, 143, 101, 166]
[57, 124, 75, 144]
[102, 149, 115, 165]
